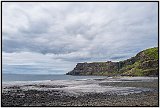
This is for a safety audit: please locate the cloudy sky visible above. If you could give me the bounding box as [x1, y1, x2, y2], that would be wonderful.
[2, 2, 158, 74]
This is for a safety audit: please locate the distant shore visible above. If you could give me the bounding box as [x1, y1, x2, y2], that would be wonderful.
[2, 77, 158, 106]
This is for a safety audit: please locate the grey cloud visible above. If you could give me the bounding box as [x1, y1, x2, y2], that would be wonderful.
[19, 21, 50, 35]
[2, 2, 158, 63]
[3, 64, 65, 74]
[110, 56, 128, 60]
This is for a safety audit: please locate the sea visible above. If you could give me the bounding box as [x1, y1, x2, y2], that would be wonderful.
[2, 73, 107, 82]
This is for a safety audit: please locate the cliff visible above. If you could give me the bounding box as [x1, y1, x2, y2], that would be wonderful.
[66, 47, 158, 76]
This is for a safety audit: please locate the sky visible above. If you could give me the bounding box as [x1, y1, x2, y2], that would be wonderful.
[2, 2, 158, 74]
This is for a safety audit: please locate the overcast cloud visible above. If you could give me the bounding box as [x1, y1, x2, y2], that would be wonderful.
[2, 2, 158, 74]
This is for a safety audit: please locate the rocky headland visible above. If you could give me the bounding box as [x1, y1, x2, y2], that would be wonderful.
[2, 47, 159, 106]
[66, 47, 158, 76]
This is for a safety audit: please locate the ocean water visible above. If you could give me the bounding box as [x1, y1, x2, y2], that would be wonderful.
[2, 74, 107, 82]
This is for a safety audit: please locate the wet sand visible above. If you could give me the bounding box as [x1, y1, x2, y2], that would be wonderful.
[2, 77, 158, 106]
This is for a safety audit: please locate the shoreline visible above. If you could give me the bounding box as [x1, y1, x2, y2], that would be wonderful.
[2, 76, 158, 106]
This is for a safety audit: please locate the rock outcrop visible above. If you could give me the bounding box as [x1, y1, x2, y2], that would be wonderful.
[66, 47, 158, 76]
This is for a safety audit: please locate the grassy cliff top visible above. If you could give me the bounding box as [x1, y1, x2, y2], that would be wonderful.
[143, 47, 158, 60]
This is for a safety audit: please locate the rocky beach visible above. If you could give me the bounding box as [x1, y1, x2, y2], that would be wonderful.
[2, 77, 158, 106]
[2, 2, 159, 107]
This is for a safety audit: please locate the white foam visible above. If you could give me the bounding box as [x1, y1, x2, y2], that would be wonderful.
[2, 77, 156, 95]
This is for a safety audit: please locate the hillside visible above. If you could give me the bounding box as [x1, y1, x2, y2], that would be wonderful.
[66, 47, 158, 76]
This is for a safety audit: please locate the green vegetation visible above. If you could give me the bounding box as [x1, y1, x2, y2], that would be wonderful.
[119, 47, 158, 76]
[67, 47, 158, 76]
[143, 47, 158, 60]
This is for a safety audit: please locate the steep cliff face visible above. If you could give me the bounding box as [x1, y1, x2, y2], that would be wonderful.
[66, 47, 158, 76]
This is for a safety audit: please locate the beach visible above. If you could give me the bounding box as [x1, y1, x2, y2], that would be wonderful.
[2, 77, 158, 106]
